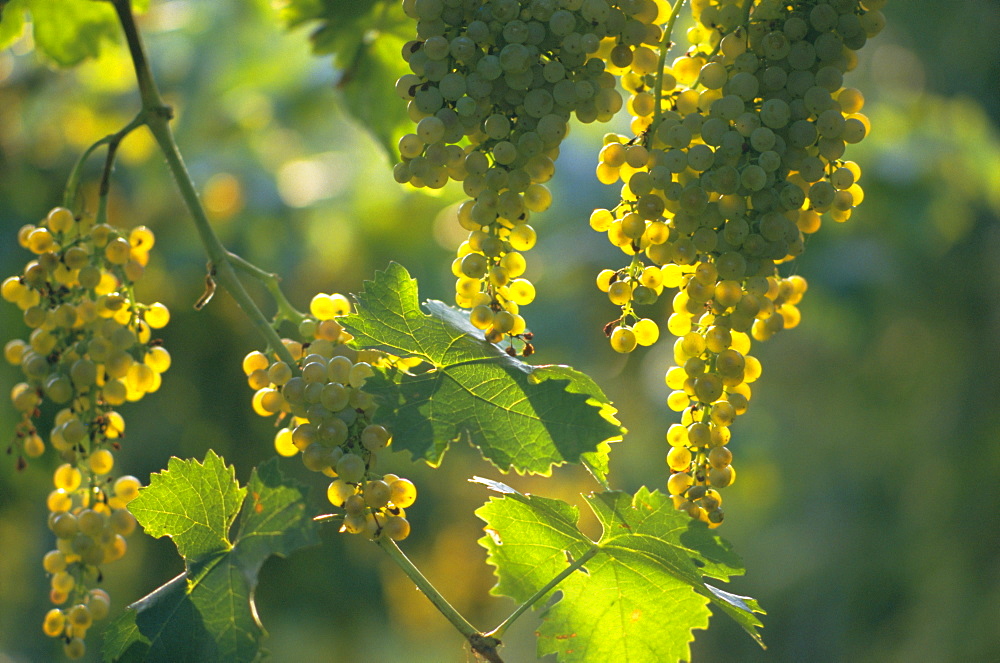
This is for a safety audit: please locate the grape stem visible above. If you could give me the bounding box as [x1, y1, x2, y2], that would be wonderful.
[109, 0, 298, 367]
[485, 544, 599, 640]
[377, 537, 505, 663]
[652, 0, 689, 126]
[63, 110, 146, 213]
[227, 252, 306, 326]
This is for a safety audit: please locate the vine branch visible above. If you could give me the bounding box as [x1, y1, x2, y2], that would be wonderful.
[227, 252, 305, 325]
[63, 110, 146, 212]
[109, 0, 297, 368]
[377, 537, 504, 662]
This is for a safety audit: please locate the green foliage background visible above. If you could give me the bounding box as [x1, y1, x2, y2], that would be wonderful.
[1, 1, 999, 661]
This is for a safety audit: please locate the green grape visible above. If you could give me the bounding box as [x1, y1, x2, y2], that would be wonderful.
[708, 446, 733, 469]
[667, 472, 694, 496]
[349, 362, 374, 388]
[336, 454, 366, 483]
[709, 465, 735, 488]
[267, 361, 293, 386]
[469, 304, 494, 330]
[666, 446, 692, 472]
[53, 464, 82, 492]
[389, 478, 418, 509]
[710, 401, 737, 426]
[43, 608, 66, 638]
[110, 508, 137, 536]
[325, 355, 351, 384]
[687, 422, 712, 448]
[114, 476, 142, 503]
[492, 310, 516, 334]
[610, 326, 637, 353]
[364, 480, 392, 509]
[361, 424, 391, 451]
[632, 318, 660, 346]
[382, 515, 411, 541]
[87, 589, 111, 621]
[68, 604, 93, 630]
[607, 281, 631, 305]
[327, 479, 358, 508]
[64, 637, 86, 659]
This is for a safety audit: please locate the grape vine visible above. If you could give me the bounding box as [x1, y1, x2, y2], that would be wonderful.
[0, 0, 887, 661]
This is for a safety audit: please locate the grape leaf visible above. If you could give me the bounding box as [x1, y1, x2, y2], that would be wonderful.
[339, 263, 624, 478]
[474, 481, 765, 663]
[0, 0, 148, 65]
[276, 0, 412, 158]
[102, 451, 319, 663]
[0, 0, 26, 50]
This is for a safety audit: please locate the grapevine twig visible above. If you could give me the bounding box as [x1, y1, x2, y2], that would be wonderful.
[63, 110, 146, 213]
[377, 537, 504, 662]
[652, 0, 689, 125]
[227, 252, 306, 325]
[110, 0, 297, 367]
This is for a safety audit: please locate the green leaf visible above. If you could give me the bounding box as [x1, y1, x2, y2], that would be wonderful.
[102, 452, 319, 663]
[334, 28, 411, 159]
[277, 0, 413, 158]
[339, 263, 624, 476]
[20, 0, 118, 66]
[125, 451, 245, 561]
[475, 482, 764, 663]
[0, 0, 26, 50]
[0, 0, 149, 65]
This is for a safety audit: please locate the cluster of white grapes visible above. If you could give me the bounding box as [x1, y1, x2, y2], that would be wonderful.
[588, 0, 885, 524]
[2, 206, 165, 657]
[395, 0, 670, 352]
[244, 293, 416, 541]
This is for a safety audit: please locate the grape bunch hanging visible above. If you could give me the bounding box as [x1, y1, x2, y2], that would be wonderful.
[2, 207, 168, 658]
[394, 0, 886, 527]
[395, 0, 669, 351]
[243, 293, 416, 542]
[590, 0, 884, 525]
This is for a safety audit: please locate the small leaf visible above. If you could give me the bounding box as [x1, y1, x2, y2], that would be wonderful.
[21, 0, 119, 67]
[340, 263, 624, 476]
[476, 486, 765, 663]
[125, 450, 244, 561]
[0, 0, 149, 65]
[0, 0, 27, 50]
[103, 454, 319, 663]
[469, 476, 518, 495]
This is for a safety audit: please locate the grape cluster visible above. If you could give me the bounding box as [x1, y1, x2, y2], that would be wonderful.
[396, 0, 665, 350]
[243, 293, 416, 541]
[41, 474, 142, 657]
[589, 0, 885, 525]
[1, 206, 166, 657]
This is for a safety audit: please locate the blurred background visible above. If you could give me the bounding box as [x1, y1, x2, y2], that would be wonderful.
[1, 1, 998, 661]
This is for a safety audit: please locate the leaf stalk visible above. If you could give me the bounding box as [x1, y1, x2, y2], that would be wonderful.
[486, 544, 600, 640]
